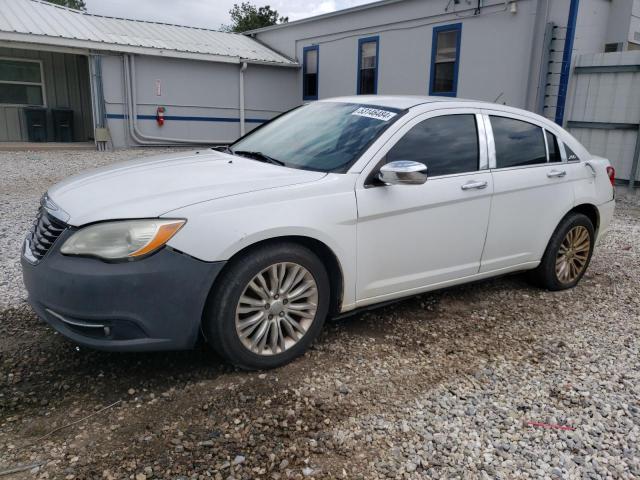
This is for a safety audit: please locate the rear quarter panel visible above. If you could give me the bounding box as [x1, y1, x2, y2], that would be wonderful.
[572, 156, 615, 239]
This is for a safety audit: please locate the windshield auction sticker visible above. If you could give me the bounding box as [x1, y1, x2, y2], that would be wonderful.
[352, 107, 397, 121]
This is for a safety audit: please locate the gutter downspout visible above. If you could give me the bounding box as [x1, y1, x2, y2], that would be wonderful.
[239, 62, 248, 137]
[123, 54, 230, 146]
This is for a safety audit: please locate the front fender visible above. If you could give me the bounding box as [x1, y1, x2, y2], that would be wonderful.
[164, 174, 359, 311]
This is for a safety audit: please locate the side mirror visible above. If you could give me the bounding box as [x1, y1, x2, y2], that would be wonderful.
[378, 160, 428, 185]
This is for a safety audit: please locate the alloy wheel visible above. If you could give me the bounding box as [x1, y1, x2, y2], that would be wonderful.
[235, 262, 318, 356]
[555, 225, 590, 284]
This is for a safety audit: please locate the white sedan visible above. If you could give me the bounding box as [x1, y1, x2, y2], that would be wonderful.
[22, 96, 616, 369]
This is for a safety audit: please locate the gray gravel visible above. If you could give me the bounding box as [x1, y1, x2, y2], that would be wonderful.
[0, 149, 638, 479]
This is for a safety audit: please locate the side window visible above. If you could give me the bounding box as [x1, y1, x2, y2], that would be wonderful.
[565, 144, 580, 162]
[490, 116, 547, 168]
[545, 130, 562, 162]
[386, 114, 479, 177]
[357, 37, 378, 95]
[302, 46, 319, 100]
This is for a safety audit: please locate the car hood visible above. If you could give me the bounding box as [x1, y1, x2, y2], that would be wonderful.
[48, 149, 327, 226]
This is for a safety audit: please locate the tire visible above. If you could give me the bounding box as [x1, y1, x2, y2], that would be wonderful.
[203, 242, 330, 370]
[527, 212, 595, 291]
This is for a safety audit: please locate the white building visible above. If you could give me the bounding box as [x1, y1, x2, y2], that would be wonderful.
[0, 0, 639, 184]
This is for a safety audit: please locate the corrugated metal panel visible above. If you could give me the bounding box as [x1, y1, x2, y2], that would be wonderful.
[566, 51, 640, 182]
[0, 0, 296, 65]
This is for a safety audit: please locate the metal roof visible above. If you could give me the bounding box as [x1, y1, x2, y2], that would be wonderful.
[0, 0, 297, 66]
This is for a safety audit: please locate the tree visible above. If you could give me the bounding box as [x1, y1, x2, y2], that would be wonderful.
[223, 2, 288, 33]
[45, 0, 87, 10]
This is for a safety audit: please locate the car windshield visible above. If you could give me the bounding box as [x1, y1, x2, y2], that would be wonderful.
[230, 102, 405, 172]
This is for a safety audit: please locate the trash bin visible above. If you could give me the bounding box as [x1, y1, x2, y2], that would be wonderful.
[52, 109, 74, 142]
[24, 108, 47, 142]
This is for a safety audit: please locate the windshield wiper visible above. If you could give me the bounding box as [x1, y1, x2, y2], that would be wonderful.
[212, 145, 233, 154]
[232, 150, 286, 167]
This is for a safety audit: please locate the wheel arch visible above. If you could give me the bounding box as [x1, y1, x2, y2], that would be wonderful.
[205, 235, 345, 319]
[568, 203, 600, 234]
[538, 202, 600, 264]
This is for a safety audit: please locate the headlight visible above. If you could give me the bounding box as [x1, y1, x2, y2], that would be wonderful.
[60, 219, 185, 260]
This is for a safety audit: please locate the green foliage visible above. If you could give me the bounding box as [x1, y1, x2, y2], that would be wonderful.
[223, 2, 288, 33]
[44, 0, 87, 11]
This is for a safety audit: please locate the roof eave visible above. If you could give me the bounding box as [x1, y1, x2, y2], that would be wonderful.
[0, 32, 297, 66]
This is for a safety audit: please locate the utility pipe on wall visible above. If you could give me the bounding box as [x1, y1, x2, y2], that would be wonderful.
[239, 62, 248, 137]
[123, 54, 230, 146]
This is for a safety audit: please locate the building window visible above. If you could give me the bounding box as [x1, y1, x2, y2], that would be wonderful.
[0, 58, 45, 106]
[429, 24, 462, 96]
[303, 45, 319, 100]
[357, 36, 379, 95]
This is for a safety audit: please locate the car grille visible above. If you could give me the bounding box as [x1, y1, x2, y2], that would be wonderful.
[26, 204, 67, 261]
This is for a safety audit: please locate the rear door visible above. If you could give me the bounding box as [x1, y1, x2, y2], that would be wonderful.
[479, 110, 581, 272]
[355, 109, 493, 304]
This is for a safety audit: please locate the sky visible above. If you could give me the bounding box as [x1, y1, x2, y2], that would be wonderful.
[83, 0, 377, 30]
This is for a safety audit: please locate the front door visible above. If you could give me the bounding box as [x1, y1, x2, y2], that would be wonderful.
[355, 110, 492, 304]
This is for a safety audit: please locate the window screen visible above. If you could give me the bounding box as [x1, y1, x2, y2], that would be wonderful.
[430, 25, 461, 95]
[303, 46, 318, 100]
[490, 116, 547, 168]
[546, 130, 562, 162]
[386, 114, 479, 177]
[0, 59, 44, 106]
[358, 39, 378, 95]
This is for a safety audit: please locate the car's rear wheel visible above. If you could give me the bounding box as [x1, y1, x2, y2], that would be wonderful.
[528, 212, 595, 290]
[203, 242, 330, 370]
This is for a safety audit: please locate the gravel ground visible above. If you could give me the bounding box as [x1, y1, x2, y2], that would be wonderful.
[0, 149, 639, 479]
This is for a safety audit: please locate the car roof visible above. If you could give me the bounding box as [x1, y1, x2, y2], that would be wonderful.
[318, 95, 564, 131]
[319, 95, 479, 110]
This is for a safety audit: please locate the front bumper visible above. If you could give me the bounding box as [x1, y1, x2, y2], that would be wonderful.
[21, 230, 225, 352]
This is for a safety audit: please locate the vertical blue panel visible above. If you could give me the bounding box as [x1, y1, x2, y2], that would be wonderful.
[555, 0, 580, 125]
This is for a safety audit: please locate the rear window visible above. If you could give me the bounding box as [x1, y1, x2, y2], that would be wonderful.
[565, 145, 580, 162]
[490, 116, 547, 168]
[546, 131, 562, 162]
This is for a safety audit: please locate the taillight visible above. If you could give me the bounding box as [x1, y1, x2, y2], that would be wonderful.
[606, 166, 615, 186]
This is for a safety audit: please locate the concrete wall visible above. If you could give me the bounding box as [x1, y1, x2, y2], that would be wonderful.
[102, 54, 299, 148]
[0, 47, 93, 142]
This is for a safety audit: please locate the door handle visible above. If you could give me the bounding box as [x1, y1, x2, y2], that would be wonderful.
[461, 180, 488, 190]
[547, 170, 567, 178]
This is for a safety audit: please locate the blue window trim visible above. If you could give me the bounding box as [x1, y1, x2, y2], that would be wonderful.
[357, 36, 379, 95]
[429, 23, 462, 97]
[302, 45, 319, 101]
[555, 0, 579, 125]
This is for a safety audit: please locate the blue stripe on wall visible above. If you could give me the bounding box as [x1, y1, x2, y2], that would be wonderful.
[555, 0, 579, 126]
[105, 113, 267, 124]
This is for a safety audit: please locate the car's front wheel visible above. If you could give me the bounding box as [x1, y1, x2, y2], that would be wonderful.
[528, 212, 595, 290]
[203, 242, 330, 370]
